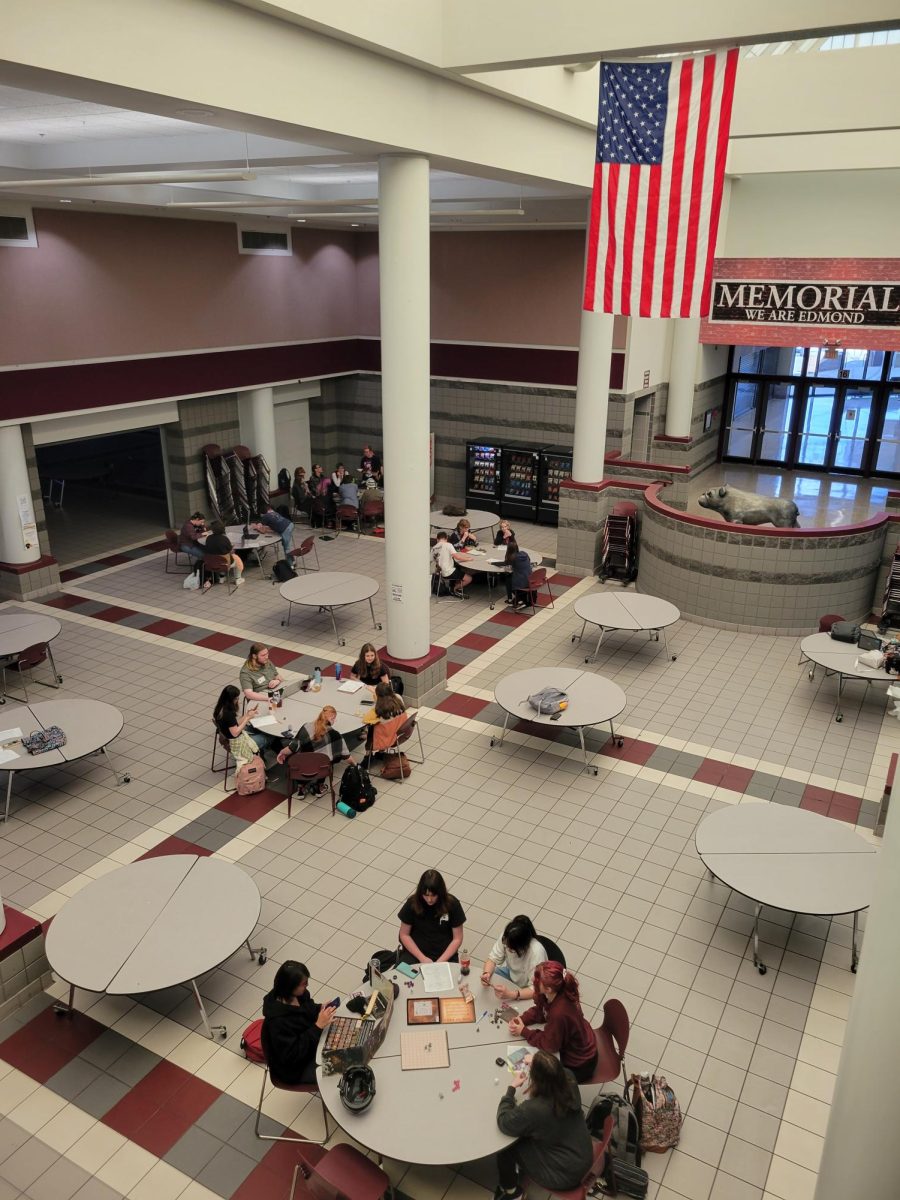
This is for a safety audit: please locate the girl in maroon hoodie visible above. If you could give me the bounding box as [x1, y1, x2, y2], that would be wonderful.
[508, 961, 598, 1083]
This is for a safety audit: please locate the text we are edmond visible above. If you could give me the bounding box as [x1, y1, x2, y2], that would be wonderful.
[710, 281, 900, 328]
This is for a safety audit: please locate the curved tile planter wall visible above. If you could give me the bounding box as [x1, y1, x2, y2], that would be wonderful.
[639, 485, 891, 633]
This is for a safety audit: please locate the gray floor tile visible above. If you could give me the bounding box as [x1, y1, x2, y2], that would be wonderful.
[164, 1127, 223, 1177]
[44, 1059, 104, 1102]
[24, 1157, 91, 1200]
[71, 1075, 131, 1119]
[194, 1145, 257, 1197]
[105, 1044, 161, 1086]
[1, 1141, 60, 1192]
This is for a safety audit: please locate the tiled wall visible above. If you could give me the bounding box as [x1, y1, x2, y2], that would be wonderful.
[0, 425, 62, 601]
[0, 932, 50, 1020]
[164, 394, 241, 522]
[639, 501, 888, 633]
[650, 374, 727, 475]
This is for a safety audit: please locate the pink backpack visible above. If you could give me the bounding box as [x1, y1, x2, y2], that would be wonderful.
[235, 755, 266, 796]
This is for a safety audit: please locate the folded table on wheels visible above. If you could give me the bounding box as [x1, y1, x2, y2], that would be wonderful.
[279, 571, 381, 646]
[798, 632, 888, 722]
[571, 592, 680, 663]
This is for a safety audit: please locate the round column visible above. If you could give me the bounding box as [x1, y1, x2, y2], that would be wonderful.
[378, 154, 431, 661]
[244, 387, 278, 476]
[665, 317, 700, 438]
[571, 309, 615, 483]
[814, 812, 900, 1199]
[0, 425, 41, 566]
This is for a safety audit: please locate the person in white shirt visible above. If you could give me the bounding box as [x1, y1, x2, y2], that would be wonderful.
[431, 531, 472, 598]
[481, 915, 548, 1002]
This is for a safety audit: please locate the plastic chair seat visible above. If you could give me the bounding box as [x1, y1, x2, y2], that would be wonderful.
[286, 751, 335, 816]
[290, 1142, 393, 1200]
[583, 998, 630, 1087]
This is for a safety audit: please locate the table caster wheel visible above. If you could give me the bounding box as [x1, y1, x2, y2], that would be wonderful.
[490, 738, 496, 747]
[616, 739, 624, 748]
[281, 619, 287, 627]
[57, 676, 64, 683]
[220, 1029, 227, 1040]
[851, 962, 857, 973]
[0, 697, 5, 704]
[122, 775, 131, 784]
[757, 964, 767, 976]
[376, 623, 383, 630]
[671, 656, 677, 662]
[836, 714, 843, 722]
[258, 953, 267, 966]
[338, 638, 346, 647]
[808, 669, 814, 680]
[591, 767, 598, 776]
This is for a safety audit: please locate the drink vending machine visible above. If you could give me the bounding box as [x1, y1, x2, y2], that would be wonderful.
[499, 443, 541, 523]
[537, 446, 573, 526]
[464, 441, 504, 514]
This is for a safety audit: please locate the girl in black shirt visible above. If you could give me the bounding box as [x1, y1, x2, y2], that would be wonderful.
[261, 961, 337, 1085]
[398, 869, 466, 964]
[351, 642, 390, 687]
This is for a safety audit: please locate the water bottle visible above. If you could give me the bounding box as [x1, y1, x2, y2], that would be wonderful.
[313, 667, 322, 691]
[335, 662, 343, 682]
[336, 800, 357, 819]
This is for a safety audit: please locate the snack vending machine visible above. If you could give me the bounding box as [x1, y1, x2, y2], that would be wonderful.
[464, 441, 504, 514]
[537, 446, 573, 525]
[499, 443, 541, 523]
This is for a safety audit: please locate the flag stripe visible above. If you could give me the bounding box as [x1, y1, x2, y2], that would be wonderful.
[660, 59, 693, 318]
[639, 167, 661, 317]
[620, 164, 641, 314]
[583, 161, 604, 310]
[603, 162, 620, 312]
[700, 48, 739, 316]
[679, 54, 714, 315]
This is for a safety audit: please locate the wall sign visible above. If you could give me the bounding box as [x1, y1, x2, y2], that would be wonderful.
[708, 280, 900, 329]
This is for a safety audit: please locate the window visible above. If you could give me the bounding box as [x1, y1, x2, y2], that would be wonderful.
[0, 207, 37, 248]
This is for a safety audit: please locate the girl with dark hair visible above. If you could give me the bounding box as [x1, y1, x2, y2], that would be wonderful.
[493, 1050, 593, 1200]
[261, 961, 338, 1085]
[397, 869, 466, 965]
[503, 540, 533, 606]
[508, 962, 598, 1083]
[351, 642, 390, 688]
[481, 915, 548, 1001]
[213, 685, 265, 764]
[374, 680, 405, 720]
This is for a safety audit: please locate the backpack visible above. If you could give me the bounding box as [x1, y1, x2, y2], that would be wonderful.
[22, 726, 67, 755]
[527, 687, 569, 717]
[362, 949, 399, 983]
[628, 1073, 682, 1153]
[339, 763, 378, 812]
[235, 754, 266, 795]
[277, 468, 291, 491]
[240, 1018, 266, 1064]
[830, 621, 860, 643]
[586, 1092, 642, 1169]
[381, 752, 411, 780]
[272, 559, 297, 583]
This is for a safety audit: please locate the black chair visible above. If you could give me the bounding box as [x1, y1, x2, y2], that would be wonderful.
[537, 933, 567, 968]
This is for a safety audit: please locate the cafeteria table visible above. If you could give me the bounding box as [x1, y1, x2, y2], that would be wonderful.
[696, 804, 876, 974]
[279, 571, 381, 645]
[455, 547, 542, 610]
[492, 666, 626, 775]
[201, 525, 281, 570]
[0, 612, 63, 702]
[1, 698, 127, 822]
[46, 855, 266, 1039]
[429, 509, 499, 535]
[317, 963, 520, 1166]
[572, 592, 680, 663]
[250, 677, 372, 741]
[799, 632, 888, 722]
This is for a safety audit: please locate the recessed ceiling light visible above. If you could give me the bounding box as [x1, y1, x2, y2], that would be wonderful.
[351, 223, 359, 227]
[59, 198, 72, 203]
[296, 218, 306, 223]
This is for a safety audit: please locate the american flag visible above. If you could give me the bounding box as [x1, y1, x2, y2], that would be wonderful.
[583, 49, 738, 319]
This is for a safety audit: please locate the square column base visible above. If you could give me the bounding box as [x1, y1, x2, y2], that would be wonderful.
[556, 484, 610, 578]
[378, 645, 447, 707]
[0, 556, 61, 602]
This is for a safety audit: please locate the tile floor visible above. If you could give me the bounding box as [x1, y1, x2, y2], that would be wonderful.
[0, 515, 892, 1200]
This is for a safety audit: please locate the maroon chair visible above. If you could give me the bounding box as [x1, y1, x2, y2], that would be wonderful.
[290, 1143, 393, 1200]
[210, 722, 234, 791]
[583, 998, 630, 1088]
[201, 553, 238, 595]
[335, 504, 360, 537]
[164, 528, 190, 573]
[529, 1115, 613, 1200]
[292, 536, 320, 573]
[517, 567, 554, 615]
[253, 1064, 330, 1147]
[359, 497, 385, 533]
[818, 614, 846, 632]
[311, 496, 328, 529]
[285, 751, 335, 817]
[1, 643, 57, 701]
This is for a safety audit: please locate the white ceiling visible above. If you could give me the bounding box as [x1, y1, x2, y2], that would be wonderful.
[0, 85, 219, 144]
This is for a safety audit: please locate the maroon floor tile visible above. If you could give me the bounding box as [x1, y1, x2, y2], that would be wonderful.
[693, 758, 727, 786]
[137, 836, 212, 860]
[130, 1108, 195, 1158]
[258, 1138, 325, 1182]
[455, 632, 499, 652]
[600, 737, 657, 766]
[166, 1074, 220, 1122]
[129, 1060, 193, 1106]
[512, 719, 558, 741]
[0, 904, 41, 957]
[827, 805, 859, 824]
[548, 573, 582, 587]
[92, 606, 138, 623]
[98, 554, 132, 566]
[102, 1091, 160, 1139]
[216, 790, 285, 821]
[435, 693, 489, 718]
[446, 661, 465, 678]
[489, 610, 531, 628]
[803, 784, 835, 804]
[719, 764, 754, 793]
[143, 618, 189, 637]
[267, 646, 303, 668]
[59, 569, 85, 583]
[195, 631, 243, 651]
[44, 594, 89, 610]
[800, 796, 831, 816]
[0, 1008, 106, 1082]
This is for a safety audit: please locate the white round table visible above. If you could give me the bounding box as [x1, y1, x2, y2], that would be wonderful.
[572, 592, 680, 664]
[456, 546, 542, 610]
[696, 805, 876, 974]
[46, 855, 265, 1039]
[1, 698, 127, 823]
[279, 571, 381, 646]
[251, 678, 370, 740]
[0, 613, 63, 702]
[201, 525, 281, 570]
[492, 666, 626, 775]
[317, 963, 520, 1165]
[430, 509, 499, 534]
[799, 632, 887, 722]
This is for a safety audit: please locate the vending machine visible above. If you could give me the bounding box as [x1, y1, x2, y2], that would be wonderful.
[499, 443, 541, 523]
[464, 441, 504, 514]
[537, 445, 573, 525]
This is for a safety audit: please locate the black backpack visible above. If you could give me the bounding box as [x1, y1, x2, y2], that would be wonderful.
[272, 559, 297, 584]
[339, 763, 377, 812]
[277, 468, 291, 491]
[586, 1091, 647, 1198]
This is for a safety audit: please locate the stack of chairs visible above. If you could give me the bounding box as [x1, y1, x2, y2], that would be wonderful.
[599, 500, 638, 584]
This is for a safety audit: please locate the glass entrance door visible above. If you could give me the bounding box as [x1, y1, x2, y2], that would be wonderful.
[724, 380, 760, 459]
[759, 383, 797, 463]
[797, 384, 836, 467]
[875, 391, 900, 474]
[833, 388, 874, 471]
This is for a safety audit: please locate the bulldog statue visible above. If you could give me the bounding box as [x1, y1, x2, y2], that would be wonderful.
[698, 485, 800, 528]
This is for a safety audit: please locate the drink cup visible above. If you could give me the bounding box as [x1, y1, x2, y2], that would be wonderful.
[335, 663, 343, 682]
[459, 949, 471, 976]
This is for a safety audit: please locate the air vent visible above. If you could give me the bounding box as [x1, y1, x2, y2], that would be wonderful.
[237, 226, 292, 256]
[0, 208, 37, 248]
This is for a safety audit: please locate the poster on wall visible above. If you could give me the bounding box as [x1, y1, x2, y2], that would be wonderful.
[17, 493, 37, 551]
[429, 432, 435, 496]
[708, 280, 900, 329]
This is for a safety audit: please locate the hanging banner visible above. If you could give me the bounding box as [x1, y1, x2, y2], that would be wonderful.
[708, 280, 900, 329]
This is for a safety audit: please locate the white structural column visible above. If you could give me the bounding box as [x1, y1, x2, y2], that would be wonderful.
[665, 317, 700, 438]
[814, 812, 900, 1200]
[0, 425, 41, 566]
[571, 308, 615, 483]
[379, 154, 431, 661]
[240, 387, 278, 479]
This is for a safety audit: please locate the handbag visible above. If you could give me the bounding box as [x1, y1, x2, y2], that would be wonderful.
[628, 1073, 682, 1153]
[235, 754, 266, 795]
[830, 621, 860, 643]
[381, 752, 411, 780]
[22, 726, 67, 755]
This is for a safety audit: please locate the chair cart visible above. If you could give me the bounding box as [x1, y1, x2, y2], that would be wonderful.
[598, 501, 638, 584]
[880, 542, 900, 632]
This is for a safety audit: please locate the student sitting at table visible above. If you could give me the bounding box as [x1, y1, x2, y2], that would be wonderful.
[240, 643, 286, 704]
[432, 531, 473, 598]
[275, 707, 355, 793]
[203, 520, 245, 589]
[449, 517, 478, 549]
[213, 685, 269, 764]
[360, 444, 382, 482]
[338, 473, 360, 510]
[481, 915, 547, 1002]
[291, 467, 313, 518]
[351, 642, 391, 688]
[503, 540, 533, 607]
[252, 503, 294, 558]
[368, 682, 408, 756]
[508, 962, 598, 1083]
[494, 1050, 594, 1200]
[331, 463, 346, 489]
[494, 519, 516, 547]
[261, 960, 338, 1085]
[398, 869, 466, 965]
[178, 511, 207, 565]
[310, 463, 330, 497]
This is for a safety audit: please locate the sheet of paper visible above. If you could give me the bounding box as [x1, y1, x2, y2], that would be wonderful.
[252, 716, 280, 728]
[338, 680, 364, 693]
[0, 748, 21, 765]
[413, 1000, 435, 1017]
[0, 728, 23, 742]
[419, 962, 454, 993]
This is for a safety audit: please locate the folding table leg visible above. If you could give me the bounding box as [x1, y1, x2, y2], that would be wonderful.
[490, 711, 511, 749]
[245, 937, 268, 965]
[53, 983, 76, 1018]
[191, 979, 227, 1039]
[100, 745, 131, 785]
[751, 903, 767, 975]
[368, 597, 382, 632]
